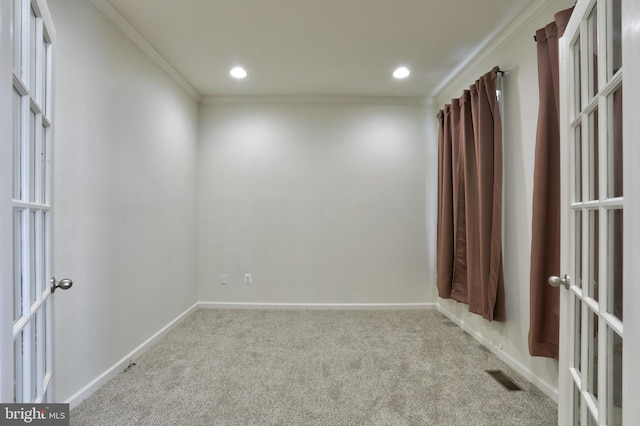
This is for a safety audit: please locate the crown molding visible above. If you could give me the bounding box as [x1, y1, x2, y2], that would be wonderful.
[430, 0, 559, 100]
[90, 0, 201, 102]
[201, 95, 431, 106]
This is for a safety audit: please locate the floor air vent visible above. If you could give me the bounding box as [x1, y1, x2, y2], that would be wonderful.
[486, 370, 523, 391]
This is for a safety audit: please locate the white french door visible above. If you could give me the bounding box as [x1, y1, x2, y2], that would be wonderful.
[2, 0, 60, 404]
[558, 0, 627, 424]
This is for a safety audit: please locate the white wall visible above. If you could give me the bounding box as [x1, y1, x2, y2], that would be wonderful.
[49, 0, 199, 402]
[434, 0, 574, 399]
[198, 100, 435, 305]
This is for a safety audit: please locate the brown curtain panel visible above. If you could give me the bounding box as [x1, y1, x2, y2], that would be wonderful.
[528, 7, 574, 359]
[437, 68, 505, 322]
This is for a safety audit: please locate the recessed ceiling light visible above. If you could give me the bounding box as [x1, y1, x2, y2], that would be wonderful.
[393, 66, 410, 79]
[230, 66, 247, 79]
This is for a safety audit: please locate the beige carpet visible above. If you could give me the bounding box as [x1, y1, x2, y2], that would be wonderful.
[71, 309, 557, 425]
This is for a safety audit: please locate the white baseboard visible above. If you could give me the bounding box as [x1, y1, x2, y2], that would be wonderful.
[436, 304, 559, 402]
[65, 302, 199, 409]
[198, 302, 437, 310]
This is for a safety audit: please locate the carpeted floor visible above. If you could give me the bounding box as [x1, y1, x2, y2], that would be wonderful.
[71, 309, 557, 425]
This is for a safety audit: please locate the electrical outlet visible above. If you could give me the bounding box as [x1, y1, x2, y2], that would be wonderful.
[220, 274, 228, 285]
[244, 274, 252, 285]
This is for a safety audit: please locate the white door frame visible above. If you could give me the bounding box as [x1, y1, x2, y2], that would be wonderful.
[622, 0, 640, 423]
[0, 0, 16, 404]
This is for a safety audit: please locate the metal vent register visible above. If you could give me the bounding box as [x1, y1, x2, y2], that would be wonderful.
[486, 370, 523, 391]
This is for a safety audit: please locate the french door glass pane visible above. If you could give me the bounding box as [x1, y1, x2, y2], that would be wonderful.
[28, 6, 36, 92]
[29, 210, 37, 305]
[608, 85, 623, 198]
[13, 90, 22, 200]
[34, 211, 43, 296]
[13, 0, 22, 73]
[574, 382, 582, 426]
[42, 38, 50, 116]
[36, 34, 43, 108]
[31, 318, 38, 401]
[573, 36, 582, 113]
[587, 6, 599, 98]
[14, 331, 24, 403]
[574, 126, 583, 202]
[34, 123, 40, 205]
[607, 329, 622, 426]
[574, 297, 582, 371]
[37, 33, 49, 112]
[43, 211, 50, 282]
[610, 0, 622, 76]
[40, 213, 47, 295]
[608, 209, 623, 320]
[34, 311, 45, 400]
[41, 303, 48, 380]
[587, 308, 599, 400]
[41, 125, 48, 204]
[575, 211, 583, 289]
[588, 110, 599, 201]
[29, 109, 36, 203]
[13, 210, 24, 322]
[588, 210, 599, 301]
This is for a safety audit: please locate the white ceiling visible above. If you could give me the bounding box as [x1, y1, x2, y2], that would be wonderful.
[105, 0, 539, 98]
